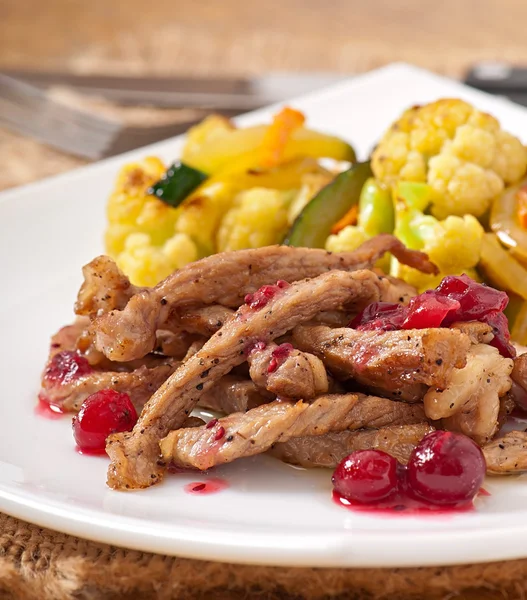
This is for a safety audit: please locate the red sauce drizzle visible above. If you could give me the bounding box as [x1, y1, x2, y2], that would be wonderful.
[267, 343, 294, 373]
[244, 280, 290, 310]
[35, 395, 66, 420]
[76, 446, 107, 457]
[184, 478, 229, 495]
[332, 489, 475, 516]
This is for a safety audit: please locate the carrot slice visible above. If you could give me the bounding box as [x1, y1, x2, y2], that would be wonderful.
[517, 185, 527, 229]
[331, 205, 359, 234]
[262, 107, 306, 167]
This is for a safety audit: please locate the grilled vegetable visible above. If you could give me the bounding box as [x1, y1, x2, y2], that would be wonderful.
[490, 177, 527, 265]
[511, 300, 527, 346]
[325, 178, 394, 262]
[147, 162, 207, 207]
[391, 182, 483, 291]
[182, 111, 356, 174]
[372, 99, 527, 219]
[285, 161, 372, 248]
[479, 233, 527, 300]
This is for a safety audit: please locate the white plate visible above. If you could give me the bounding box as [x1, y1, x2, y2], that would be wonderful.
[3, 63, 527, 568]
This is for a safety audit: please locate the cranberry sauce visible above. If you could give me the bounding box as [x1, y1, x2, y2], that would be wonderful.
[332, 431, 486, 515]
[43, 350, 92, 387]
[244, 280, 290, 310]
[332, 488, 474, 515]
[350, 274, 514, 358]
[35, 394, 66, 420]
[267, 343, 294, 373]
[184, 478, 229, 495]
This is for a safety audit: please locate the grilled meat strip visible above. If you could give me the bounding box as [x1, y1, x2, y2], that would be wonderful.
[42, 363, 178, 413]
[427, 344, 513, 444]
[269, 423, 435, 468]
[248, 342, 328, 399]
[292, 324, 471, 400]
[197, 375, 273, 414]
[88, 236, 437, 362]
[484, 431, 527, 474]
[105, 269, 396, 490]
[75, 255, 142, 317]
[160, 393, 427, 470]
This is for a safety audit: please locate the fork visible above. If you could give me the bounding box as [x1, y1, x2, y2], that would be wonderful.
[0, 74, 217, 160]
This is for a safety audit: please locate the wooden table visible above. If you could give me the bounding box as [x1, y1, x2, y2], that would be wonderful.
[3, 1, 527, 597]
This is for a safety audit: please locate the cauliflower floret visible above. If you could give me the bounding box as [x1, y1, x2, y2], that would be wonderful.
[372, 99, 527, 218]
[392, 210, 484, 292]
[116, 232, 198, 287]
[325, 225, 368, 253]
[105, 157, 179, 257]
[217, 188, 294, 252]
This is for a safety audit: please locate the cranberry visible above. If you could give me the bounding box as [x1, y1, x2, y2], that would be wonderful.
[407, 431, 486, 506]
[437, 274, 508, 325]
[244, 281, 290, 310]
[44, 351, 92, 386]
[480, 311, 516, 359]
[214, 426, 226, 441]
[350, 302, 405, 331]
[72, 389, 138, 452]
[332, 450, 399, 503]
[245, 340, 267, 355]
[402, 292, 460, 329]
[267, 343, 294, 373]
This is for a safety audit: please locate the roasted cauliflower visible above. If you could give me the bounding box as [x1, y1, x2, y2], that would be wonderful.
[105, 157, 198, 286]
[372, 99, 527, 219]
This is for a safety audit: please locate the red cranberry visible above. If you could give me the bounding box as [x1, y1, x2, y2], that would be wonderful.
[480, 311, 516, 359]
[437, 274, 508, 324]
[244, 281, 289, 310]
[44, 351, 92, 386]
[72, 389, 138, 452]
[267, 343, 294, 373]
[407, 431, 486, 506]
[214, 426, 226, 441]
[402, 292, 460, 329]
[350, 302, 405, 331]
[245, 340, 267, 355]
[332, 450, 399, 503]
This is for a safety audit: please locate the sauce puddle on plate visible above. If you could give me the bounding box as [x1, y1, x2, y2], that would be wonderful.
[184, 478, 229, 495]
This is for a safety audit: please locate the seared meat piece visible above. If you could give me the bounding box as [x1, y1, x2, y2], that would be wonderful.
[41, 361, 178, 413]
[269, 423, 434, 468]
[248, 342, 328, 399]
[311, 311, 355, 328]
[177, 305, 234, 337]
[90, 236, 437, 362]
[436, 345, 513, 445]
[105, 269, 403, 490]
[49, 318, 90, 358]
[375, 275, 417, 305]
[160, 393, 427, 470]
[451, 321, 494, 345]
[155, 330, 204, 359]
[75, 255, 141, 317]
[292, 324, 471, 400]
[484, 431, 527, 474]
[197, 375, 273, 414]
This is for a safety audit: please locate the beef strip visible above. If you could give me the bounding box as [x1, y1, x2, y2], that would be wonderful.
[292, 324, 471, 400]
[154, 330, 204, 359]
[426, 344, 513, 444]
[75, 255, 142, 317]
[105, 269, 395, 490]
[269, 423, 435, 468]
[160, 393, 427, 470]
[41, 361, 178, 413]
[89, 236, 437, 362]
[197, 375, 273, 414]
[248, 342, 328, 399]
[176, 305, 235, 336]
[484, 431, 527, 474]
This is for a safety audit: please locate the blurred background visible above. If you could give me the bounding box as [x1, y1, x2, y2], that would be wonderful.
[1, 0, 526, 190]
